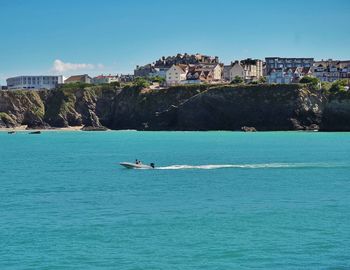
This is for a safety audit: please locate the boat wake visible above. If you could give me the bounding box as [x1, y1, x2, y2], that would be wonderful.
[155, 163, 347, 170]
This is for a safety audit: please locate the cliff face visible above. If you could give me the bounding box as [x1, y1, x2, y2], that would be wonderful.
[0, 84, 349, 131]
[0, 87, 118, 129]
[154, 85, 326, 131]
[321, 92, 350, 131]
[0, 90, 46, 128]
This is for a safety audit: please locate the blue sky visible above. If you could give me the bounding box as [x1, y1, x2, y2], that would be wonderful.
[0, 0, 349, 84]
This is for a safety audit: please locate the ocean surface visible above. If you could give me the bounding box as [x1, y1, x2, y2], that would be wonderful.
[0, 131, 350, 269]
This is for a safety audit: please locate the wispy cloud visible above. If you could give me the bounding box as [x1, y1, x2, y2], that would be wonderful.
[52, 59, 104, 73]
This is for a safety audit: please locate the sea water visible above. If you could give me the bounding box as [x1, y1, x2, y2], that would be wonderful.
[0, 131, 350, 269]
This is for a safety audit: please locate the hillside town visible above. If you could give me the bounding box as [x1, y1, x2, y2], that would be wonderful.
[2, 53, 350, 90]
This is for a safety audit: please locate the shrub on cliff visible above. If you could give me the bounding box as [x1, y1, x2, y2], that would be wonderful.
[110, 81, 121, 87]
[300, 76, 320, 90]
[321, 82, 332, 92]
[133, 77, 150, 89]
[258, 77, 267, 84]
[300, 76, 319, 85]
[151, 76, 165, 84]
[329, 79, 348, 93]
[230, 76, 244, 84]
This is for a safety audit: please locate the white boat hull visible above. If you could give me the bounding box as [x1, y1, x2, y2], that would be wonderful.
[120, 162, 153, 169]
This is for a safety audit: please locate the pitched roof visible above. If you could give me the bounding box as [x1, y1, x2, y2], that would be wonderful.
[65, 74, 91, 82]
[94, 75, 117, 79]
[302, 67, 311, 74]
[175, 64, 188, 73]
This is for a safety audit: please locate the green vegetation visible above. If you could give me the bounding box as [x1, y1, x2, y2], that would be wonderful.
[150, 76, 166, 84]
[329, 79, 348, 93]
[58, 82, 92, 90]
[0, 112, 12, 121]
[321, 81, 332, 92]
[300, 76, 319, 85]
[258, 77, 266, 84]
[110, 81, 121, 87]
[0, 112, 16, 126]
[299, 76, 320, 90]
[230, 76, 244, 84]
[133, 77, 151, 88]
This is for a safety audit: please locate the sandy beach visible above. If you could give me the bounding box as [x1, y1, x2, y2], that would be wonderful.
[0, 125, 84, 132]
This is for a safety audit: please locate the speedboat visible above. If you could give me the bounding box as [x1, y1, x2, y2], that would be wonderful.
[120, 162, 155, 169]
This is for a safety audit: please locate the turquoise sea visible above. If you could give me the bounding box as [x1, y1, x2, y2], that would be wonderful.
[1, 131, 350, 269]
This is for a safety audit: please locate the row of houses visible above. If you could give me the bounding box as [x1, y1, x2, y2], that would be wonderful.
[2, 55, 350, 90]
[136, 55, 350, 86]
[163, 57, 312, 86]
[266, 58, 350, 84]
[166, 64, 223, 86]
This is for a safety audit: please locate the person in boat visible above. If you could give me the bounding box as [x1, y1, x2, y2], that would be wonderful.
[135, 159, 139, 164]
[150, 163, 155, 168]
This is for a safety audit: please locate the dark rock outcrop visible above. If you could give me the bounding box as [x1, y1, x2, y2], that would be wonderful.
[0, 84, 349, 131]
[81, 126, 108, 131]
[320, 92, 350, 131]
[241, 126, 257, 132]
[150, 84, 326, 131]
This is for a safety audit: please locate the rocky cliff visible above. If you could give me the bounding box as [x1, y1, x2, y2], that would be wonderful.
[321, 91, 350, 131]
[0, 84, 349, 131]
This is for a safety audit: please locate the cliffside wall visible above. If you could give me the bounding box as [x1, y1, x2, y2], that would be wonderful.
[0, 84, 348, 131]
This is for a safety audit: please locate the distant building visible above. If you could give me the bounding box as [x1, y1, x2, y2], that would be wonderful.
[185, 66, 213, 84]
[134, 53, 220, 78]
[312, 59, 350, 82]
[120, 74, 135, 83]
[223, 65, 232, 81]
[148, 67, 169, 79]
[64, 74, 91, 84]
[6, 75, 63, 90]
[196, 64, 222, 81]
[268, 67, 312, 84]
[166, 64, 188, 86]
[267, 69, 293, 84]
[228, 59, 263, 82]
[154, 53, 219, 67]
[92, 75, 120, 85]
[134, 64, 155, 77]
[265, 57, 314, 74]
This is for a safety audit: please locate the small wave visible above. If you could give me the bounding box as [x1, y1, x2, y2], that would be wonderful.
[156, 163, 346, 170]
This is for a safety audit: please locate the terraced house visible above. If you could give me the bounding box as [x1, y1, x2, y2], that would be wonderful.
[312, 59, 350, 82]
[134, 53, 221, 79]
[165, 64, 189, 86]
[267, 67, 312, 84]
[265, 57, 314, 75]
[226, 59, 263, 82]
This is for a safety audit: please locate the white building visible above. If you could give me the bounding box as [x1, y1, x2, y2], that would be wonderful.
[166, 64, 188, 86]
[6, 75, 63, 90]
